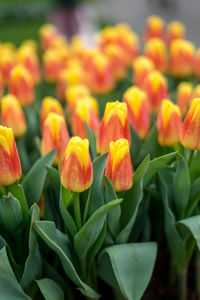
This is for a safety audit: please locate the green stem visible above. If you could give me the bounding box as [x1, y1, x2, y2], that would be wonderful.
[74, 193, 81, 231]
[195, 251, 200, 295]
[177, 269, 187, 300]
[0, 186, 6, 196]
[188, 149, 195, 168]
[169, 259, 176, 285]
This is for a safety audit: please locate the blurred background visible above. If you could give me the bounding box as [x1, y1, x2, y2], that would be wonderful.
[0, 0, 200, 46]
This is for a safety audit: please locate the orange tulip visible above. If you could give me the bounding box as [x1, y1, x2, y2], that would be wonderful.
[105, 138, 133, 191]
[40, 96, 64, 130]
[166, 21, 186, 45]
[65, 85, 90, 110]
[61, 136, 93, 192]
[144, 15, 165, 42]
[103, 44, 126, 79]
[1, 94, 27, 138]
[0, 126, 21, 185]
[0, 50, 17, 86]
[156, 99, 182, 146]
[144, 38, 167, 72]
[176, 82, 193, 115]
[43, 48, 66, 83]
[192, 84, 200, 98]
[123, 86, 150, 139]
[97, 101, 130, 154]
[39, 24, 59, 50]
[41, 113, 69, 164]
[181, 98, 200, 150]
[133, 56, 154, 88]
[194, 48, 200, 79]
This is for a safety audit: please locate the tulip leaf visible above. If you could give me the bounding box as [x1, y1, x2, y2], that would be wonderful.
[98, 242, 157, 300]
[85, 121, 97, 161]
[74, 198, 123, 262]
[20, 204, 42, 289]
[144, 152, 177, 186]
[36, 278, 64, 300]
[45, 165, 60, 190]
[185, 178, 200, 217]
[22, 149, 56, 207]
[87, 153, 108, 218]
[116, 155, 150, 243]
[129, 124, 142, 167]
[104, 176, 121, 238]
[189, 151, 200, 181]
[179, 216, 200, 251]
[173, 153, 190, 219]
[33, 221, 99, 299]
[0, 247, 30, 299]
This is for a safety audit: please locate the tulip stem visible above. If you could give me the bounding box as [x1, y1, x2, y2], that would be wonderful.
[188, 149, 195, 168]
[177, 269, 187, 300]
[195, 251, 200, 295]
[0, 186, 6, 196]
[74, 193, 82, 231]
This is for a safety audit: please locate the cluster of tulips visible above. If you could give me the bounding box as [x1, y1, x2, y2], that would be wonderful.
[1, 15, 200, 300]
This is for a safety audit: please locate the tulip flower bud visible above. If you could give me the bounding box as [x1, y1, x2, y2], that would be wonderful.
[181, 98, 200, 150]
[194, 48, 200, 79]
[97, 101, 130, 154]
[0, 71, 3, 97]
[166, 21, 186, 45]
[0, 51, 17, 86]
[1, 94, 27, 138]
[39, 24, 59, 50]
[61, 136, 93, 192]
[40, 96, 64, 130]
[144, 38, 167, 72]
[103, 44, 126, 79]
[41, 113, 69, 164]
[156, 99, 182, 146]
[123, 86, 150, 139]
[144, 15, 165, 42]
[169, 39, 195, 77]
[192, 84, 200, 98]
[105, 138, 133, 192]
[143, 70, 168, 112]
[133, 56, 154, 89]
[72, 96, 99, 138]
[65, 85, 90, 110]
[0, 126, 21, 185]
[9, 64, 34, 106]
[176, 82, 193, 115]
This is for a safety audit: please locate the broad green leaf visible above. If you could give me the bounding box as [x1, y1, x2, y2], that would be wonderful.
[87, 153, 108, 217]
[22, 150, 56, 207]
[34, 221, 99, 299]
[0, 247, 30, 300]
[144, 152, 177, 187]
[173, 154, 190, 219]
[117, 155, 150, 243]
[189, 151, 200, 181]
[37, 278, 64, 300]
[20, 204, 42, 289]
[185, 178, 200, 217]
[85, 121, 97, 161]
[74, 199, 123, 262]
[104, 176, 121, 238]
[179, 216, 200, 251]
[98, 242, 157, 300]
[45, 165, 60, 189]
[129, 124, 142, 167]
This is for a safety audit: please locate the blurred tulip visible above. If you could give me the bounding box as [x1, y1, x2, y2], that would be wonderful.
[166, 21, 186, 45]
[123, 86, 150, 139]
[193, 48, 200, 78]
[192, 84, 200, 98]
[105, 138, 133, 191]
[0, 51, 17, 86]
[41, 113, 69, 164]
[1, 94, 27, 138]
[0, 126, 21, 185]
[176, 82, 193, 115]
[97, 101, 130, 154]
[40, 96, 64, 130]
[133, 56, 154, 88]
[156, 99, 182, 146]
[144, 38, 167, 72]
[144, 15, 165, 42]
[9, 64, 34, 106]
[61, 136, 93, 192]
[65, 84, 90, 110]
[39, 24, 59, 50]
[181, 98, 200, 150]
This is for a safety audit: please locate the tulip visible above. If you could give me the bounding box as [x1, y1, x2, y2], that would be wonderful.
[194, 48, 200, 78]
[192, 84, 200, 98]
[176, 82, 193, 115]
[0, 50, 17, 86]
[123, 86, 150, 139]
[72, 96, 99, 138]
[144, 38, 167, 72]
[69, 35, 85, 60]
[97, 101, 130, 154]
[39, 24, 59, 50]
[1, 94, 27, 138]
[143, 70, 168, 112]
[9, 64, 34, 106]
[41, 113, 69, 164]
[0, 126, 21, 186]
[156, 99, 182, 146]
[181, 98, 200, 150]
[105, 138, 133, 191]
[65, 85, 90, 110]
[60, 136, 93, 192]
[144, 15, 165, 42]
[166, 21, 186, 45]
[40, 96, 64, 130]
[103, 44, 126, 79]
[133, 56, 154, 89]
[168, 39, 195, 77]
[0, 71, 3, 97]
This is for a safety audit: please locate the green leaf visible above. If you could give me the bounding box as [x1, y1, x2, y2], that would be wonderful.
[189, 151, 200, 181]
[179, 216, 200, 251]
[173, 154, 190, 218]
[45, 165, 60, 189]
[104, 176, 121, 238]
[74, 199, 123, 262]
[37, 278, 64, 300]
[117, 155, 150, 243]
[33, 221, 99, 299]
[129, 124, 142, 167]
[87, 153, 108, 218]
[0, 247, 30, 300]
[20, 204, 42, 289]
[185, 178, 200, 217]
[85, 121, 97, 161]
[144, 152, 177, 187]
[22, 150, 56, 207]
[98, 242, 157, 300]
